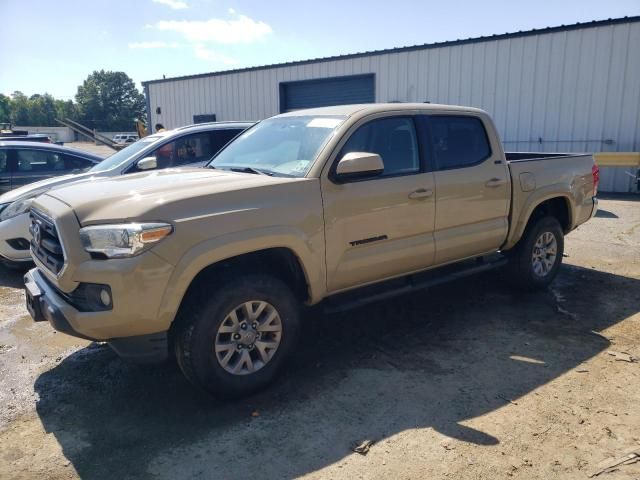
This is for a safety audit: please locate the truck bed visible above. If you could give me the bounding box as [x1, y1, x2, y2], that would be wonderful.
[503, 151, 597, 250]
[505, 152, 589, 162]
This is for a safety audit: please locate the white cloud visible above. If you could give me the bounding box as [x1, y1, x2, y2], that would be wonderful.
[128, 41, 179, 49]
[155, 14, 272, 44]
[152, 0, 188, 9]
[192, 44, 239, 65]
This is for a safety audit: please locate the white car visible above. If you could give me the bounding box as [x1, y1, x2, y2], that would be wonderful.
[0, 122, 253, 268]
[112, 134, 139, 145]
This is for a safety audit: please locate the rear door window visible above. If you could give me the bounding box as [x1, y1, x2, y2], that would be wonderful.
[428, 116, 491, 170]
[15, 149, 60, 172]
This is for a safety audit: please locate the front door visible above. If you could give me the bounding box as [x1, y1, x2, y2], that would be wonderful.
[10, 148, 63, 189]
[0, 150, 9, 194]
[322, 115, 436, 293]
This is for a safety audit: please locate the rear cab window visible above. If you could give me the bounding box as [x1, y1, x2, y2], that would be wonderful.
[427, 116, 491, 170]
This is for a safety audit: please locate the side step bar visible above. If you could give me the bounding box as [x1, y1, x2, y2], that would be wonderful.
[323, 254, 508, 314]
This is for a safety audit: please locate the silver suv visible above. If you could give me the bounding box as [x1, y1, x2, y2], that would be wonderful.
[0, 121, 254, 267]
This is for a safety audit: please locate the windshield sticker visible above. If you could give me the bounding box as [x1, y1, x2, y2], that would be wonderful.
[307, 118, 342, 129]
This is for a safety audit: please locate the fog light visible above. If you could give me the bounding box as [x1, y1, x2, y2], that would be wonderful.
[100, 289, 112, 307]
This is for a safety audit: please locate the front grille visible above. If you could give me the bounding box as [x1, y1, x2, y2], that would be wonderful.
[30, 209, 65, 275]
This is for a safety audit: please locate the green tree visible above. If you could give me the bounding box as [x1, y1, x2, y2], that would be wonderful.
[75, 70, 146, 130]
[10, 91, 31, 125]
[54, 99, 79, 122]
[28, 94, 58, 126]
[0, 94, 10, 122]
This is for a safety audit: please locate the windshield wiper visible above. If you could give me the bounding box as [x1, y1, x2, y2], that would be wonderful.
[229, 166, 274, 176]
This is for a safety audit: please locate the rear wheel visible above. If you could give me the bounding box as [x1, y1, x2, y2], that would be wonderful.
[174, 274, 300, 397]
[506, 216, 564, 290]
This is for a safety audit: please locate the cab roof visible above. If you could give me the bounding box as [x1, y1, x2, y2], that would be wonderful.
[277, 103, 487, 118]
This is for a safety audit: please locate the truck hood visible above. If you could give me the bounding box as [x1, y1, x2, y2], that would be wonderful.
[0, 171, 103, 205]
[43, 167, 301, 225]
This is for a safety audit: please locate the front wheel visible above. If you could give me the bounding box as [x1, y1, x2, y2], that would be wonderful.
[506, 216, 564, 291]
[174, 274, 300, 397]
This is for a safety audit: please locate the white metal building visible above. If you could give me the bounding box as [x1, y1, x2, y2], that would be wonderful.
[143, 16, 640, 192]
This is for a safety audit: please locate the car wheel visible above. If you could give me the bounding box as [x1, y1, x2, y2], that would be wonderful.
[174, 274, 300, 397]
[507, 216, 564, 291]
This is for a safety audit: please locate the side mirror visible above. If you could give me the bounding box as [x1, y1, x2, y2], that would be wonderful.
[335, 152, 384, 181]
[137, 156, 157, 171]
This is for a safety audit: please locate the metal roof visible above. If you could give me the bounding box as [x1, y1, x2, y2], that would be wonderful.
[142, 16, 640, 86]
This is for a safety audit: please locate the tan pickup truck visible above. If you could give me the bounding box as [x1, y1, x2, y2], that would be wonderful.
[24, 103, 599, 396]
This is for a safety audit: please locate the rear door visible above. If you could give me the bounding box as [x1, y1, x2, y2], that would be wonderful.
[0, 149, 10, 194]
[427, 114, 510, 264]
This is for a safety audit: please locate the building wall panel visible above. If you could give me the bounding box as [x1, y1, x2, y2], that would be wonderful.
[147, 20, 640, 192]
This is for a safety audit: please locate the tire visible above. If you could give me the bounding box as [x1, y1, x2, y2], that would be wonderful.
[174, 273, 300, 397]
[506, 216, 564, 291]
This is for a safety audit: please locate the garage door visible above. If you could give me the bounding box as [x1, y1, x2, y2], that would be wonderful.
[280, 74, 375, 112]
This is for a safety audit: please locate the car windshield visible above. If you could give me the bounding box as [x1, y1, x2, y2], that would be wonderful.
[89, 135, 164, 173]
[208, 116, 346, 177]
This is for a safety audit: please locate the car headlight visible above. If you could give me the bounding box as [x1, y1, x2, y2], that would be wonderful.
[0, 198, 34, 222]
[79, 223, 173, 259]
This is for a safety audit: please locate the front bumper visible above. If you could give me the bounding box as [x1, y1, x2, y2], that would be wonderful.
[0, 213, 32, 262]
[24, 266, 171, 363]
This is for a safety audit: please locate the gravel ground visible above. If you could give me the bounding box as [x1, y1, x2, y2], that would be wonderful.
[65, 142, 115, 158]
[0, 196, 638, 479]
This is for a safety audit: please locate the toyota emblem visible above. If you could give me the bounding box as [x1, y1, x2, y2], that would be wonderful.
[33, 223, 42, 246]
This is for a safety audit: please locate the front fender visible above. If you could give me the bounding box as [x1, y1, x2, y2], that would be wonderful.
[155, 225, 325, 329]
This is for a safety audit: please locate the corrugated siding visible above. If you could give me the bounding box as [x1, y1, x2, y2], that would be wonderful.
[148, 21, 640, 192]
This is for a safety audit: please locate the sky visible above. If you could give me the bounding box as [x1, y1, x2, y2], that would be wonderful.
[1, 0, 639, 99]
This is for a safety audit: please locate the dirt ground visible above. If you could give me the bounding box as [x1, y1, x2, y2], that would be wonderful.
[0, 196, 638, 480]
[66, 142, 115, 158]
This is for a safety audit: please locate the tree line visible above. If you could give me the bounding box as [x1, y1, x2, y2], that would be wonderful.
[0, 71, 147, 131]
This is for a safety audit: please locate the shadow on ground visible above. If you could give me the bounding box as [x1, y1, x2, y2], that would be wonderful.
[0, 264, 27, 289]
[33, 264, 639, 479]
[595, 209, 619, 219]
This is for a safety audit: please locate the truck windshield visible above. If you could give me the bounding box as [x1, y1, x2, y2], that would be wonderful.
[208, 116, 346, 177]
[89, 135, 164, 173]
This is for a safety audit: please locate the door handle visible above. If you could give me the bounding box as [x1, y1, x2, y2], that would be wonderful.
[485, 178, 505, 188]
[408, 188, 433, 200]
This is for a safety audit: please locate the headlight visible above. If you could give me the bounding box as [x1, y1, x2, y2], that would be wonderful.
[79, 223, 173, 258]
[0, 198, 34, 222]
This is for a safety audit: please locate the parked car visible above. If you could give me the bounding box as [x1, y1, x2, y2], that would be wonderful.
[0, 141, 102, 195]
[0, 135, 53, 143]
[23, 104, 598, 397]
[0, 123, 51, 143]
[0, 122, 253, 267]
[112, 134, 139, 145]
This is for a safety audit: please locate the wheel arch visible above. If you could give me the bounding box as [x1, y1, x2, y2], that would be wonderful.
[156, 228, 323, 333]
[505, 193, 573, 251]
